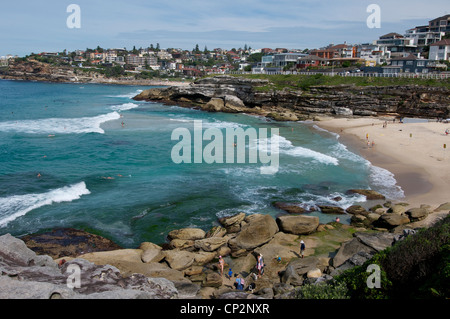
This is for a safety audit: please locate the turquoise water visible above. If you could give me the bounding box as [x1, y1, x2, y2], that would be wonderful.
[0, 80, 404, 247]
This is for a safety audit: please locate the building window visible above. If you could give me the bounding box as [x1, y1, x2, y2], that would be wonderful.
[417, 61, 425, 66]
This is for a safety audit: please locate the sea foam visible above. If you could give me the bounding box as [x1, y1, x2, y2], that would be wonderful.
[0, 182, 90, 227]
[276, 135, 339, 165]
[110, 103, 140, 112]
[0, 112, 120, 134]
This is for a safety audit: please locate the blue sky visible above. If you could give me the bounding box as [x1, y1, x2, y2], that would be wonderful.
[0, 0, 448, 56]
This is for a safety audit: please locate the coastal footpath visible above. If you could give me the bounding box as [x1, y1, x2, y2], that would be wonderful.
[133, 75, 450, 120]
[1, 200, 449, 299]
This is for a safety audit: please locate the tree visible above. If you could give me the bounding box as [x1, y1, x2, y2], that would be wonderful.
[204, 46, 208, 54]
[156, 43, 160, 51]
[193, 44, 200, 54]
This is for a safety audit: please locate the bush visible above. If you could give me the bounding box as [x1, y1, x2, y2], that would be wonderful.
[336, 215, 450, 299]
[295, 281, 349, 299]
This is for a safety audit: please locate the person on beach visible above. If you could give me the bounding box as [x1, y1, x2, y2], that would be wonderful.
[300, 240, 306, 258]
[218, 256, 225, 276]
[256, 254, 264, 278]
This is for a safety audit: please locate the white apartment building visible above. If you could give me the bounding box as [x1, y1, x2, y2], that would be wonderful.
[429, 39, 450, 61]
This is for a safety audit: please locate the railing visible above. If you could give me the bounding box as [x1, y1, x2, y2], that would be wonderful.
[213, 70, 450, 79]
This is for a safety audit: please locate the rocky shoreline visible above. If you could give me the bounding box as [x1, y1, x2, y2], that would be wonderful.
[1, 198, 448, 299]
[0, 59, 188, 87]
[133, 75, 450, 120]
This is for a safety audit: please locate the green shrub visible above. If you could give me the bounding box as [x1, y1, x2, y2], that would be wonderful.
[295, 281, 349, 299]
[336, 215, 450, 299]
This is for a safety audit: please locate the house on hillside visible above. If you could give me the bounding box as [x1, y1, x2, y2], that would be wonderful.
[297, 55, 327, 69]
[390, 54, 435, 73]
[429, 39, 450, 61]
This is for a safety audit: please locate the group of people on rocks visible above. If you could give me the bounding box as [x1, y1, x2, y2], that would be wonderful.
[216, 240, 307, 291]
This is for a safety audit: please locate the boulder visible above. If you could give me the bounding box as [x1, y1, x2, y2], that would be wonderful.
[347, 189, 386, 200]
[332, 238, 376, 268]
[193, 251, 216, 265]
[167, 228, 206, 241]
[162, 250, 196, 271]
[140, 242, 163, 263]
[228, 214, 279, 251]
[203, 272, 223, 288]
[169, 239, 195, 250]
[346, 205, 369, 216]
[405, 207, 429, 221]
[194, 237, 228, 252]
[276, 215, 319, 235]
[205, 226, 227, 238]
[318, 205, 346, 215]
[374, 214, 410, 229]
[273, 202, 308, 214]
[77, 249, 146, 277]
[388, 204, 408, 215]
[219, 212, 246, 233]
[332, 232, 396, 268]
[306, 268, 322, 278]
[281, 256, 322, 286]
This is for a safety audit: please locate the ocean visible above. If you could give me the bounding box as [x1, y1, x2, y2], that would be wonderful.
[0, 80, 404, 247]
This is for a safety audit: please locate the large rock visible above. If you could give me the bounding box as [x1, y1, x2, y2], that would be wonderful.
[162, 250, 196, 271]
[332, 232, 396, 268]
[140, 242, 163, 263]
[273, 202, 308, 214]
[167, 228, 206, 241]
[405, 207, 429, 221]
[194, 237, 228, 252]
[317, 205, 346, 215]
[374, 213, 410, 229]
[281, 256, 323, 286]
[276, 215, 319, 235]
[228, 214, 279, 251]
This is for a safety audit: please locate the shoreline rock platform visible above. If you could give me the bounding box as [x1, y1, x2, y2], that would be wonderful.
[1, 198, 448, 299]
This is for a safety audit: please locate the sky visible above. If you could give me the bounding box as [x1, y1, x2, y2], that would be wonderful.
[0, 0, 448, 56]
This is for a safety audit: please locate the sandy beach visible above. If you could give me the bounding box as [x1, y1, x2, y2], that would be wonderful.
[316, 116, 450, 208]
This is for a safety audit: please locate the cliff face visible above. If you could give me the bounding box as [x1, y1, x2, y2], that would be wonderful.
[133, 75, 450, 120]
[0, 59, 88, 83]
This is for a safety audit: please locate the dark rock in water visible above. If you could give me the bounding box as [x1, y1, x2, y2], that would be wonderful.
[346, 189, 386, 200]
[273, 202, 308, 214]
[20, 228, 122, 259]
[317, 205, 346, 214]
[346, 205, 369, 216]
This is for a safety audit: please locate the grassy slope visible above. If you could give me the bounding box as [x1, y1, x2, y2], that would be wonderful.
[219, 73, 450, 91]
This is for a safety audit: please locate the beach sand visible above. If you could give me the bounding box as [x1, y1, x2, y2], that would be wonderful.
[315, 116, 450, 208]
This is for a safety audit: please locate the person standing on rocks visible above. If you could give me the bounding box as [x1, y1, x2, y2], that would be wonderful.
[218, 256, 225, 276]
[256, 254, 264, 278]
[300, 240, 306, 258]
